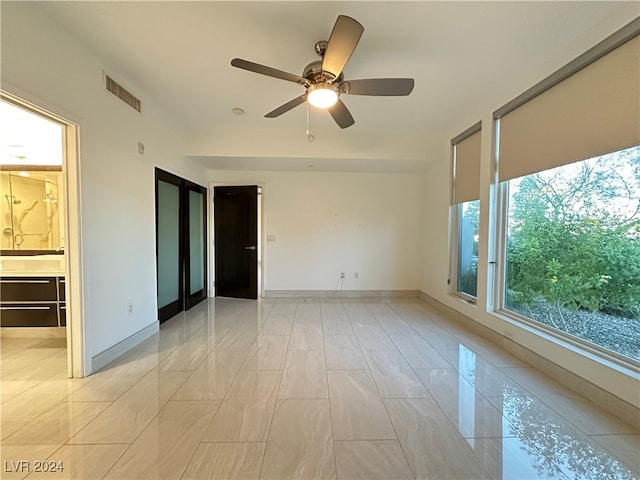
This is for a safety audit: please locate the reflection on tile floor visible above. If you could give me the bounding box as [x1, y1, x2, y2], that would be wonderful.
[2, 297, 638, 479]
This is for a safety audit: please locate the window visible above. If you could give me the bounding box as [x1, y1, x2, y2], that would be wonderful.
[451, 123, 481, 300]
[457, 200, 480, 297]
[494, 26, 639, 364]
[502, 146, 640, 362]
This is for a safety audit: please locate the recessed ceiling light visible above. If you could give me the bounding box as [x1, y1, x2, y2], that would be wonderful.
[232, 107, 246, 115]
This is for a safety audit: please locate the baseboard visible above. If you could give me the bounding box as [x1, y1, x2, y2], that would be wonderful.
[91, 321, 159, 374]
[418, 291, 640, 430]
[264, 289, 419, 298]
[0, 326, 66, 338]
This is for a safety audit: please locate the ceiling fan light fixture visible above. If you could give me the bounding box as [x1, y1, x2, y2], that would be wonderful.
[307, 84, 338, 109]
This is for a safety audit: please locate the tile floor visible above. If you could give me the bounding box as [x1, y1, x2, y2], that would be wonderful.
[1, 297, 638, 479]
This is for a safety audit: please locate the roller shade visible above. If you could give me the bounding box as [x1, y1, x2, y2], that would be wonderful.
[499, 34, 640, 182]
[453, 129, 481, 204]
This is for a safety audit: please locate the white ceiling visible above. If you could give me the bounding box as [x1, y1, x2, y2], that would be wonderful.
[36, 1, 639, 172]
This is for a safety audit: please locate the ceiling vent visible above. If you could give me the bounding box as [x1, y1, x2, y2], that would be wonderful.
[105, 75, 141, 112]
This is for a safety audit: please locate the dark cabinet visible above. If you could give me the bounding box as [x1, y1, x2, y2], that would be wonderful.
[0, 277, 57, 301]
[0, 276, 65, 328]
[1, 303, 59, 327]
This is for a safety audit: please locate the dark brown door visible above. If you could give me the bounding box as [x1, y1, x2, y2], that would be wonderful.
[214, 186, 258, 299]
[155, 168, 208, 322]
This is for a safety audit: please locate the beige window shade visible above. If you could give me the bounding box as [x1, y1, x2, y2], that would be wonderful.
[499, 34, 640, 182]
[454, 130, 481, 204]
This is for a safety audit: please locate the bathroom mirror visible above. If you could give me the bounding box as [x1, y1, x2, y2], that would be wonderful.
[0, 167, 64, 254]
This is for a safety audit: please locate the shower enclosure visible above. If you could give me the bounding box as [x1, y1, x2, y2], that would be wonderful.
[0, 169, 64, 252]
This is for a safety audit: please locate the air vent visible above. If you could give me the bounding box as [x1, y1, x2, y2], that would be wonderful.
[105, 75, 141, 112]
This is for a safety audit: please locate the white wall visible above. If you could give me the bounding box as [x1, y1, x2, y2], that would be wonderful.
[1, 3, 207, 373]
[208, 169, 422, 292]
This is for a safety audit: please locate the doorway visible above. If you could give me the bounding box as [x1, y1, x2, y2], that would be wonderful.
[0, 91, 82, 378]
[214, 185, 259, 299]
[155, 168, 208, 322]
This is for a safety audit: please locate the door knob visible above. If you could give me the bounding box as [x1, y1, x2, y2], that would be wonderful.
[244, 246, 256, 250]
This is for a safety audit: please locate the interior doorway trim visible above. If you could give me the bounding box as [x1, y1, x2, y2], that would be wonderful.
[209, 181, 265, 299]
[0, 89, 86, 377]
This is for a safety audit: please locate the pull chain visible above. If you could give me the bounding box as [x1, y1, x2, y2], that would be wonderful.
[306, 103, 315, 141]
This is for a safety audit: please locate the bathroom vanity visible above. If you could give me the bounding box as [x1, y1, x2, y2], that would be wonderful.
[0, 255, 66, 329]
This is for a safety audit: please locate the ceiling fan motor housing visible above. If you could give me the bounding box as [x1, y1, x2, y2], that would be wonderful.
[302, 60, 342, 85]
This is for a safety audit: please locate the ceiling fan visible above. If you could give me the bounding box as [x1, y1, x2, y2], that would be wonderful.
[231, 15, 414, 129]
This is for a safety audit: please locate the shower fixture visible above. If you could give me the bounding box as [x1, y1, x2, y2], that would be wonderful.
[4, 194, 21, 205]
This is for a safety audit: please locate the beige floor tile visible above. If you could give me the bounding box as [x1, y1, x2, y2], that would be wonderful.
[592, 434, 640, 474]
[226, 370, 282, 400]
[351, 323, 396, 351]
[104, 400, 219, 479]
[412, 323, 461, 350]
[182, 442, 265, 480]
[385, 398, 491, 479]
[343, 304, 378, 324]
[158, 328, 215, 371]
[327, 370, 396, 440]
[324, 335, 368, 370]
[2, 297, 637, 480]
[202, 398, 277, 442]
[203, 371, 280, 442]
[261, 399, 335, 479]
[363, 349, 430, 398]
[4, 401, 110, 445]
[64, 371, 146, 403]
[319, 303, 345, 315]
[173, 349, 247, 400]
[242, 335, 288, 370]
[2, 416, 33, 440]
[23, 444, 129, 480]
[334, 440, 413, 479]
[415, 368, 509, 438]
[69, 369, 186, 443]
[367, 304, 415, 335]
[289, 322, 324, 351]
[278, 350, 328, 399]
[260, 315, 294, 335]
[472, 437, 570, 479]
[487, 391, 639, 480]
[390, 334, 450, 368]
[214, 324, 259, 352]
[505, 367, 638, 435]
[294, 303, 322, 323]
[1, 392, 72, 422]
[321, 314, 353, 335]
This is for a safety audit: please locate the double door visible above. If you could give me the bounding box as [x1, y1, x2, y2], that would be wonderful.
[155, 168, 207, 322]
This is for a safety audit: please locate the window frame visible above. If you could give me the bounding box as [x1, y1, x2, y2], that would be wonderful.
[492, 153, 640, 370]
[449, 122, 482, 303]
[490, 19, 640, 371]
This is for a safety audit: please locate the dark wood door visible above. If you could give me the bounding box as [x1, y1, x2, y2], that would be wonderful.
[214, 186, 258, 299]
[155, 168, 208, 323]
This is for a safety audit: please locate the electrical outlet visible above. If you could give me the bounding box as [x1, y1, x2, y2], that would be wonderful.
[340, 272, 345, 279]
[127, 302, 134, 314]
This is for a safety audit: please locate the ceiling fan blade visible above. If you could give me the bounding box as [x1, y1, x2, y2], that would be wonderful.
[342, 78, 415, 96]
[328, 99, 355, 129]
[265, 95, 307, 118]
[322, 15, 364, 79]
[231, 58, 306, 84]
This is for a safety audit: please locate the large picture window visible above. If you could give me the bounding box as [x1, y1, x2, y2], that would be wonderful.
[494, 25, 639, 365]
[503, 146, 640, 361]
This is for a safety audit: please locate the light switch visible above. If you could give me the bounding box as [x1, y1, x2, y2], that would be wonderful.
[267, 235, 276, 242]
